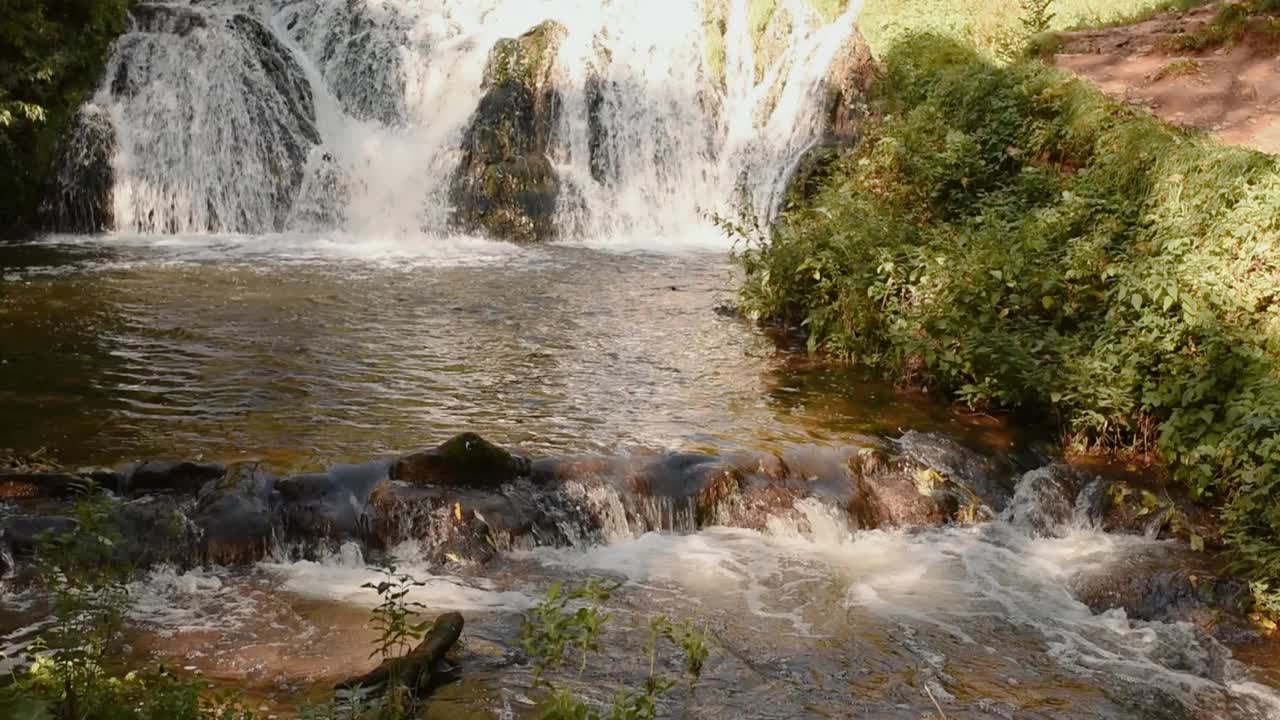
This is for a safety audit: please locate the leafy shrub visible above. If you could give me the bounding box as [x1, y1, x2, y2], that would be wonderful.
[0, 0, 130, 235]
[735, 32, 1280, 611]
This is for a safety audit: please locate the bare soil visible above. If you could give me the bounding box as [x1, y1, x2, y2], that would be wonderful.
[1053, 2, 1280, 155]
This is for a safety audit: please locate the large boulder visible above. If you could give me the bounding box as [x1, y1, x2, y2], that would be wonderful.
[393, 433, 530, 489]
[449, 21, 566, 243]
[191, 461, 278, 565]
[120, 460, 225, 497]
[276, 460, 390, 551]
[42, 103, 117, 233]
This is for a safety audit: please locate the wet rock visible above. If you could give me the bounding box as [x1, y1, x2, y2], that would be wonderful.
[121, 460, 225, 497]
[530, 454, 628, 485]
[1068, 543, 1250, 628]
[393, 433, 530, 489]
[449, 21, 566, 243]
[369, 481, 498, 565]
[278, 460, 390, 549]
[895, 431, 1015, 514]
[820, 26, 876, 145]
[1005, 464, 1099, 538]
[42, 103, 116, 233]
[0, 515, 78, 559]
[108, 4, 320, 233]
[113, 495, 199, 567]
[192, 462, 278, 565]
[627, 452, 742, 529]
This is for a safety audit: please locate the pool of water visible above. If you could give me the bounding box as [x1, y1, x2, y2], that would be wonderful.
[2, 233, 1278, 720]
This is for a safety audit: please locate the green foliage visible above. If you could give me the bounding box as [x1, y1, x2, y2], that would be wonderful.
[1, 487, 256, 720]
[734, 33, 1280, 613]
[362, 564, 433, 662]
[520, 580, 712, 720]
[0, 0, 130, 234]
[1159, 0, 1280, 52]
[1019, 0, 1057, 36]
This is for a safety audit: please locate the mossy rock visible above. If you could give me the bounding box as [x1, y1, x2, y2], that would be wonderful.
[393, 433, 531, 489]
[449, 21, 567, 243]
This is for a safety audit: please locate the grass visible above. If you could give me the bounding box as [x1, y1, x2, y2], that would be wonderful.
[1151, 57, 1201, 79]
[734, 32, 1280, 612]
[857, 0, 1212, 58]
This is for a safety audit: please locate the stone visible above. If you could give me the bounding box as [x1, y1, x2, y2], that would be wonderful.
[1005, 464, 1098, 538]
[42, 103, 117, 233]
[277, 460, 391, 546]
[121, 460, 226, 497]
[896, 431, 1015, 514]
[393, 433, 530, 489]
[192, 461, 278, 565]
[449, 21, 567, 243]
[112, 495, 199, 567]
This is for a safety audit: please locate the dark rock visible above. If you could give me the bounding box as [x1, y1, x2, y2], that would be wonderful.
[122, 460, 226, 497]
[42, 104, 116, 233]
[192, 461, 278, 565]
[1068, 543, 1250, 626]
[449, 21, 567, 243]
[0, 515, 78, 558]
[896, 431, 1014, 514]
[530, 454, 629, 485]
[112, 495, 199, 567]
[627, 452, 741, 529]
[277, 460, 390, 547]
[393, 433, 530, 489]
[1, 472, 95, 500]
[819, 26, 876, 145]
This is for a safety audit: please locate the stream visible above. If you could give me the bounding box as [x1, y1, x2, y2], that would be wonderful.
[3, 236, 1280, 719]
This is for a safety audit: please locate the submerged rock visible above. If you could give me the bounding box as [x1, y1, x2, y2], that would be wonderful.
[449, 21, 566, 243]
[393, 433, 531, 489]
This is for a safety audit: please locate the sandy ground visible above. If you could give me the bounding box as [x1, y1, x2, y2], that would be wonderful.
[1053, 2, 1280, 155]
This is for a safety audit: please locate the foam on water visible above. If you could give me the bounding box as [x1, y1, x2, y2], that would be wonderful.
[260, 542, 535, 611]
[520, 498, 1280, 715]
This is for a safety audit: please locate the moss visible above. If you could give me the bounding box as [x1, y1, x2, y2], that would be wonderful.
[702, 0, 728, 88]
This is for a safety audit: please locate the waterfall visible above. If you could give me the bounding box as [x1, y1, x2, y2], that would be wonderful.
[80, 0, 864, 241]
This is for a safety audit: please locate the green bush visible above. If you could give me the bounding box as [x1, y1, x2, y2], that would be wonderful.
[0, 0, 130, 236]
[735, 33, 1280, 610]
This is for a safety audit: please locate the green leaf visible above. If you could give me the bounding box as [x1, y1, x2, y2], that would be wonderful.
[1189, 533, 1204, 552]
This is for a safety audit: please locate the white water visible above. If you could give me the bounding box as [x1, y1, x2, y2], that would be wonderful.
[88, 0, 862, 243]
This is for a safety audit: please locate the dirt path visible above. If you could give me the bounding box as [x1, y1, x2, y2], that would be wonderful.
[1052, 2, 1280, 155]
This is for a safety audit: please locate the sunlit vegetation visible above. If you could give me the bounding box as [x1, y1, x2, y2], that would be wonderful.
[857, 0, 1211, 58]
[733, 32, 1280, 612]
[0, 0, 130, 235]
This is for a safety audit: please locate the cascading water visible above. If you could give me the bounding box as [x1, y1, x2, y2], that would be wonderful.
[80, 0, 864, 241]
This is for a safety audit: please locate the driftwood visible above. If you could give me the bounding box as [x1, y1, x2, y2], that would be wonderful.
[336, 612, 465, 696]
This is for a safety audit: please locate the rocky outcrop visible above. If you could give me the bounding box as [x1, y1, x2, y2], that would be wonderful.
[105, 2, 320, 233]
[42, 104, 117, 233]
[449, 21, 567, 243]
[393, 432, 532, 489]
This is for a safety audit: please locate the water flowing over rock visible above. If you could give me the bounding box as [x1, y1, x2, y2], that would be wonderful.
[101, 2, 321, 233]
[46, 0, 872, 240]
[42, 104, 117, 233]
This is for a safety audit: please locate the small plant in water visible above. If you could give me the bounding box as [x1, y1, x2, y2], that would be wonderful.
[520, 579, 713, 720]
[363, 563, 433, 662]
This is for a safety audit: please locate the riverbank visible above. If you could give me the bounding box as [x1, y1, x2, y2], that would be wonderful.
[738, 29, 1280, 614]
